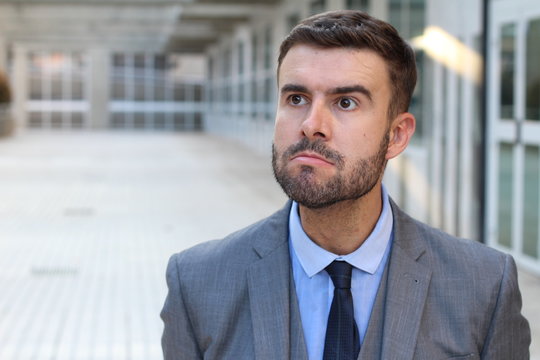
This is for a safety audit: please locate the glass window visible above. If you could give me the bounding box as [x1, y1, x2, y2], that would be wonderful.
[134, 112, 145, 128]
[410, 50, 425, 140]
[134, 79, 145, 101]
[28, 112, 42, 128]
[523, 146, 539, 259]
[223, 49, 231, 78]
[194, 84, 203, 102]
[111, 112, 125, 128]
[154, 79, 166, 101]
[71, 112, 84, 129]
[264, 26, 272, 70]
[154, 55, 166, 71]
[389, 0, 425, 39]
[207, 57, 214, 81]
[112, 81, 125, 100]
[238, 42, 245, 75]
[51, 73, 63, 100]
[265, 77, 273, 120]
[134, 54, 146, 69]
[154, 113, 166, 129]
[310, 0, 326, 15]
[251, 34, 258, 73]
[346, 0, 369, 10]
[113, 54, 126, 69]
[29, 76, 42, 100]
[287, 14, 300, 31]
[497, 143, 514, 249]
[526, 18, 540, 121]
[72, 75, 84, 100]
[51, 112, 63, 128]
[174, 83, 185, 101]
[500, 23, 516, 119]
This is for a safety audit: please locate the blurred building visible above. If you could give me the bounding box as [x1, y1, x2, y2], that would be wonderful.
[0, 0, 539, 274]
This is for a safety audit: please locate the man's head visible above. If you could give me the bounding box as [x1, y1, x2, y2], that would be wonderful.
[278, 10, 417, 120]
[272, 10, 417, 209]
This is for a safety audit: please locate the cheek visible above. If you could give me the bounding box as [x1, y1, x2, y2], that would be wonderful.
[274, 112, 299, 143]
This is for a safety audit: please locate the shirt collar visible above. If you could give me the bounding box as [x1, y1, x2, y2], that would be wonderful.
[289, 185, 393, 277]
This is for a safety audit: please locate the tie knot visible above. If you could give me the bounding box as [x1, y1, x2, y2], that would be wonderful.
[325, 261, 352, 289]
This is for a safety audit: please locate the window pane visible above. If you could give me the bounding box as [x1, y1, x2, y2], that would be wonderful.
[50, 73, 63, 100]
[238, 42, 244, 75]
[134, 54, 146, 69]
[523, 146, 539, 258]
[113, 54, 125, 68]
[526, 18, 540, 120]
[500, 23, 516, 119]
[287, 14, 300, 31]
[310, 0, 326, 15]
[154, 55, 166, 71]
[29, 76, 42, 100]
[251, 34, 258, 72]
[72, 76, 84, 100]
[497, 143, 514, 248]
[51, 112, 63, 128]
[264, 26, 272, 70]
[346, 0, 369, 11]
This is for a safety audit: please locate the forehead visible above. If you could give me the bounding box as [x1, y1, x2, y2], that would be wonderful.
[278, 45, 390, 93]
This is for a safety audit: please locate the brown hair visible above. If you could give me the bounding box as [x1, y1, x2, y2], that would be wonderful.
[278, 10, 417, 119]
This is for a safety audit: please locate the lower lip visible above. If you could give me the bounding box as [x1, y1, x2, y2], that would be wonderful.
[291, 155, 334, 167]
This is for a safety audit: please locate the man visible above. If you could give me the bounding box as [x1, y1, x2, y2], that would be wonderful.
[161, 10, 531, 360]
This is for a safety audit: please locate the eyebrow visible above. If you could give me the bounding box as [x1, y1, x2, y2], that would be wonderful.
[330, 85, 373, 103]
[280, 84, 308, 95]
[280, 83, 373, 103]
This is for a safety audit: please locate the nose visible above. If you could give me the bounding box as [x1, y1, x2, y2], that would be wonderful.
[301, 100, 332, 140]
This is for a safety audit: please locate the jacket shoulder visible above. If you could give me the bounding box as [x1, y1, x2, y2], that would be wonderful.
[391, 201, 509, 273]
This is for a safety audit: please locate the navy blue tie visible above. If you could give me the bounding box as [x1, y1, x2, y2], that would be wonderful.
[323, 261, 360, 360]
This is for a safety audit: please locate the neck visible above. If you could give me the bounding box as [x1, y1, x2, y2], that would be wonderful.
[298, 182, 384, 255]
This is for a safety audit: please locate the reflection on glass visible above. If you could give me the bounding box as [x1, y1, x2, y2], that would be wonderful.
[526, 18, 540, 120]
[523, 146, 539, 258]
[500, 23, 515, 119]
[497, 143, 513, 248]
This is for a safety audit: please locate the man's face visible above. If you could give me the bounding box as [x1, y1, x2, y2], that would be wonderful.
[272, 45, 393, 209]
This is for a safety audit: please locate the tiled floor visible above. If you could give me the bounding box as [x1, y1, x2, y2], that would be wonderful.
[0, 131, 537, 359]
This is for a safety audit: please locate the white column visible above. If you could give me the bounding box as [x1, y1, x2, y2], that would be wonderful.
[89, 47, 110, 129]
[12, 45, 28, 132]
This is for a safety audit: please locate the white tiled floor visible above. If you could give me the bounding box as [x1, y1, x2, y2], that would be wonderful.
[0, 131, 537, 359]
[0, 131, 286, 360]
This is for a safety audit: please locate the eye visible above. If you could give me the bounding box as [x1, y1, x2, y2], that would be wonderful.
[288, 94, 307, 106]
[337, 97, 358, 110]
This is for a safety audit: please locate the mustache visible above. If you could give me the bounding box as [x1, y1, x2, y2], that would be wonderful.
[282, 138, 345, 169]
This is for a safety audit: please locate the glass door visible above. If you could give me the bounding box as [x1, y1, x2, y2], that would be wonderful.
[488, 0, 540, 273]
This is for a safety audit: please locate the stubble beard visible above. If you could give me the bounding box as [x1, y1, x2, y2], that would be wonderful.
[272, 134, 389, 209]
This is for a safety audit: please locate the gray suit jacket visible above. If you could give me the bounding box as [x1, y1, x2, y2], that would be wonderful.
[161, 201, 531, 359]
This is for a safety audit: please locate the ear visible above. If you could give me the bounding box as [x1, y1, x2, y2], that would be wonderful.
[385, 112, 416, 160]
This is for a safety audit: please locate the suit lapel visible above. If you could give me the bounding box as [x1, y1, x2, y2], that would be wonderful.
[379, 201, 432, 360]
[247, 202, 307, 360]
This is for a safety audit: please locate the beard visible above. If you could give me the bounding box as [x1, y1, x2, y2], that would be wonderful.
[272, 134, 389, 209]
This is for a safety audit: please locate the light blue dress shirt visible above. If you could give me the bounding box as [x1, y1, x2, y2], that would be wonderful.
[289, 186, 393, 360]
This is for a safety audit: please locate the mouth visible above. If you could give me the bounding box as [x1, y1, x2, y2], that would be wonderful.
[290, 151, 335, 167]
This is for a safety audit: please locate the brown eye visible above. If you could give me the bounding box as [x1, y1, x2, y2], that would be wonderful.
[338, 97, 357, 110]
[289, 94, 306, 105]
